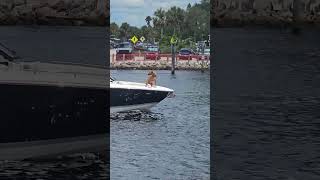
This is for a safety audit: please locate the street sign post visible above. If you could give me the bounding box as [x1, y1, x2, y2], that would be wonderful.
[130, 35, 138, 44]
[170, 36, 177, 45]
[170, 35, 177, 75]
[140, 36, 145, 43]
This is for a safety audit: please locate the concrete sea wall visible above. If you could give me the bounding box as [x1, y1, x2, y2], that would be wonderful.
[109, 50, 210, 71]
[0, 0, 108, 25]
[110, 60, 210, 71]
[212, 0, 320, 26]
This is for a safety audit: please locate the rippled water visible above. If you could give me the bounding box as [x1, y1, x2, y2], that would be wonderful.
[213, 28, 320, 179]
[0, 153, 108, 179]
[111, 70, 210, 179]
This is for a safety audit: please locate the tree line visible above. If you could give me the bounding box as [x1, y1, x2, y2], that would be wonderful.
[111, 0, 209, 52]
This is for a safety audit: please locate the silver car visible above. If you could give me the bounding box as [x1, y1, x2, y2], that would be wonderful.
[116, 42, 133, 54]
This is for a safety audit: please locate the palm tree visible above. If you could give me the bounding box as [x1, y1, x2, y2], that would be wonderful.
[153, 8, 166, 39]
[145, 16, 152, 27]
[110, 22, 119, 37]
[166, 7, 185, 36]
[119, 22, 130, 40]
[187, 3, 192, 10]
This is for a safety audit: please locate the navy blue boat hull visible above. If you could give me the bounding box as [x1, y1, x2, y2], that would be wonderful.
[110, 88, 169, 108]
[0, 84, 109, 144]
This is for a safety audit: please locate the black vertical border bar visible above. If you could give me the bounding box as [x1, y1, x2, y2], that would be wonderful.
[105, 0, 111, 179]
[106, 0, 111, 178]
[210, 0, 214, 179]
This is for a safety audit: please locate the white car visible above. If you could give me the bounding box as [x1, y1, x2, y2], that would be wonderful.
[199, 48, 210, 60]
[204, 48, 210, 56]
[116, 42, 133, 54]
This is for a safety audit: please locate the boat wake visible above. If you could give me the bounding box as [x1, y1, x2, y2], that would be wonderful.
[110, 110, 163, 122]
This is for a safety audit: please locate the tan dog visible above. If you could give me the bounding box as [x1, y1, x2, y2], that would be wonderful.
[146, 70, 157, 87]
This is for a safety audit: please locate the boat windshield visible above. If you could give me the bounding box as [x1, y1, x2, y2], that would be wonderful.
[0, 43, 18, 61]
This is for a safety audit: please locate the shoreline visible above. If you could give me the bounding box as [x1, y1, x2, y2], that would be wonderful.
[0, 0, 107, 26]
[110, 49, 210, 71]
[110, 66, 210, 71]
[212, 0, 320, 29]
[110, 60, 210, 71]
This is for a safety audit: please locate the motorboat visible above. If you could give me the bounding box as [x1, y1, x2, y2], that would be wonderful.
[0, 43, 108, 160]
[110, 77, 174, 113]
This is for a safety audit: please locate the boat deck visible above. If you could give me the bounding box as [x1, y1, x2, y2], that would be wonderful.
[0, 62, 107, 89]
[111, 80, 173, 92]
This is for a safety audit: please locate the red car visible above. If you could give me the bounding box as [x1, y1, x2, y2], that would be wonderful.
[177, 48, 198, 60]
[145, 46, 160, 60]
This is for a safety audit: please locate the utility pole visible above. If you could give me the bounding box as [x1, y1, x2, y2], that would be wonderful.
[201, 41, 205, 73]
[171, 43, 175, 75]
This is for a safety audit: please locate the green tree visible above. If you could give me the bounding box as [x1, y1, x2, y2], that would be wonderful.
[153, 8, 166, 39]
[184, 3, 209, 41]
[111, 0, 210, 50]
[110, 22, 119, 37]
[164, 7, 185, 37]
[119, 22, 130, 41]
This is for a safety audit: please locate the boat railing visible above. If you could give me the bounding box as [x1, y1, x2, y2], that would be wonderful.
[46, 61, 107, 70]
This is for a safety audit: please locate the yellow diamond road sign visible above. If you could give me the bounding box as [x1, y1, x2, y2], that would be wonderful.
[170, 36, 177, 44]
[130, 35, 138, 44]
[140, 36, 145, 42]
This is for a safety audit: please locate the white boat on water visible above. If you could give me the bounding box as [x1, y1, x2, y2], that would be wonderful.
[110, 78, 174, 113]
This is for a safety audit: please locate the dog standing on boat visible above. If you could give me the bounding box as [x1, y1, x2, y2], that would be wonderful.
[146, 70, 157, 87]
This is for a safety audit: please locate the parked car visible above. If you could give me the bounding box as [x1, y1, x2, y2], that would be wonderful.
[177, 48, 197, 60]
[145, 46, 160, 60]
[134, 41, 145, 51]
[116, 42, 133, 54]
[204, 48, 210, 56]
[199, 48, 210, 60]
